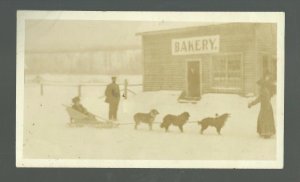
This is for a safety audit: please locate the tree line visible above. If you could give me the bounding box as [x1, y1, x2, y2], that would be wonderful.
[25, 49, 143, 75]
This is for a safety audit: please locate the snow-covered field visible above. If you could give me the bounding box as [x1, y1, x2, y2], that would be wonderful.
[23, 75, 277, 160]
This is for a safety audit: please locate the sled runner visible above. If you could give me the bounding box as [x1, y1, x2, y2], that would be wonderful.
[64, 105, 119, 128]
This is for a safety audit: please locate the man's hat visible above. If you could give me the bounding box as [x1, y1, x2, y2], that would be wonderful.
[111, 76, 117, 81]
[72, 96, 80, 103]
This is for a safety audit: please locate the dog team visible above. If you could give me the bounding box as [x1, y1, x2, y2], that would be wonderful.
[134, 109, 230, 135]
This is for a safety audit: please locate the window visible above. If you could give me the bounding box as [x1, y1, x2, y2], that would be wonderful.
[211, 54, 243, 90]
[212, 56, 226, 81]
[227, 55, 242, 81]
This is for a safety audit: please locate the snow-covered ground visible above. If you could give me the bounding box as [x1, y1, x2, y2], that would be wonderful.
[23, 75, 277, 160]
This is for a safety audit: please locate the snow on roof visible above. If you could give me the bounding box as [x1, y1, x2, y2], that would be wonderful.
[136, 23, 236, 36]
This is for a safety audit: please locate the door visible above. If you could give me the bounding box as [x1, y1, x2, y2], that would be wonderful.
[187, 61, 201, 97]
[261, 54, 276, 81]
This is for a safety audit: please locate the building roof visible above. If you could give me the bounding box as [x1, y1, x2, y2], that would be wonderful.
[136, 23, 256, 36]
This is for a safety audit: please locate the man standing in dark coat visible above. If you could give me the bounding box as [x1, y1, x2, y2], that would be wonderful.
[105, 76, 120, 121]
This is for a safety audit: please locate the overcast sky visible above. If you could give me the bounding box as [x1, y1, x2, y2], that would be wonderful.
[25, 20, 208, 52]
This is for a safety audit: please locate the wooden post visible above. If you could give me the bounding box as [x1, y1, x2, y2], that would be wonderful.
[124, 79, 128, 99]
[78, 85, 82, 97]
[40, 84, 44, 96]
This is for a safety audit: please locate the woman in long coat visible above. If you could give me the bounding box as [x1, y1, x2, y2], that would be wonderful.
[248, 74, 276, 138]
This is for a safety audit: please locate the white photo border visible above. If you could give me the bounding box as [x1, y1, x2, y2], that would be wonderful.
[16, 11, 285, 168]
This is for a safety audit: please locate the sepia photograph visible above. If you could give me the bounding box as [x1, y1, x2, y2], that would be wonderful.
[16, 11, 284, 168]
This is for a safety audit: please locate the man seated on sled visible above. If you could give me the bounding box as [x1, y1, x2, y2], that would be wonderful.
[71, 96, 97, 123]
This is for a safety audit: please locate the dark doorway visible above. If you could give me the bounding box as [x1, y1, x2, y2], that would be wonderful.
[187, 61, 201, 98]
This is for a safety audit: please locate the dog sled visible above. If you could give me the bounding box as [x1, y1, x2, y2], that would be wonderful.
[64, 105, 119, 128]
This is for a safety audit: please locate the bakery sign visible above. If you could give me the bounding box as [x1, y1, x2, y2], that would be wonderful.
[172, 35, 220, 55]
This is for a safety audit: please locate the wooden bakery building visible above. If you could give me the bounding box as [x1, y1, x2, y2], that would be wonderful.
[137, 23, 277, 99]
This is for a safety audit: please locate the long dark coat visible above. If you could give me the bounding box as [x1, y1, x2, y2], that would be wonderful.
[249, 85, 276, 137]
[105, 83, 120, 104]
[105, 82, 120, 120]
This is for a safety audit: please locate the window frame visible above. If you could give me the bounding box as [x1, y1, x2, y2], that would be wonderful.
[211, 52, 244, 91]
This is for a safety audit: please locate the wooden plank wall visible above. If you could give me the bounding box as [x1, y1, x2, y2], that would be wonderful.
[243, 50, 259, 95]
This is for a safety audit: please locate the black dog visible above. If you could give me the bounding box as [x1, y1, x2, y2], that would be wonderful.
[160, 112, 190, 132]
[134, 109, 159, 130]
[198, 113, 230, 135]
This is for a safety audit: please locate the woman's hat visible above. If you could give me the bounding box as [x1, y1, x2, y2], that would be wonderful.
[72, 96, 80, 103]
[263, 71, 272, 80]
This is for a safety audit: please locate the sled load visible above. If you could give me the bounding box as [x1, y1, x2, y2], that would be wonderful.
[64, 106, 119, 128]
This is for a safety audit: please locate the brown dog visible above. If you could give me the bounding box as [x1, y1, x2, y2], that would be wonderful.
[160, 112, 190, 132]
[134, 109, 159, 130]
[198, 113, 230, 135]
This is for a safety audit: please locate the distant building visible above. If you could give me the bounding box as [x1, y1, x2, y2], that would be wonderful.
[137, 23, 277, 98]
